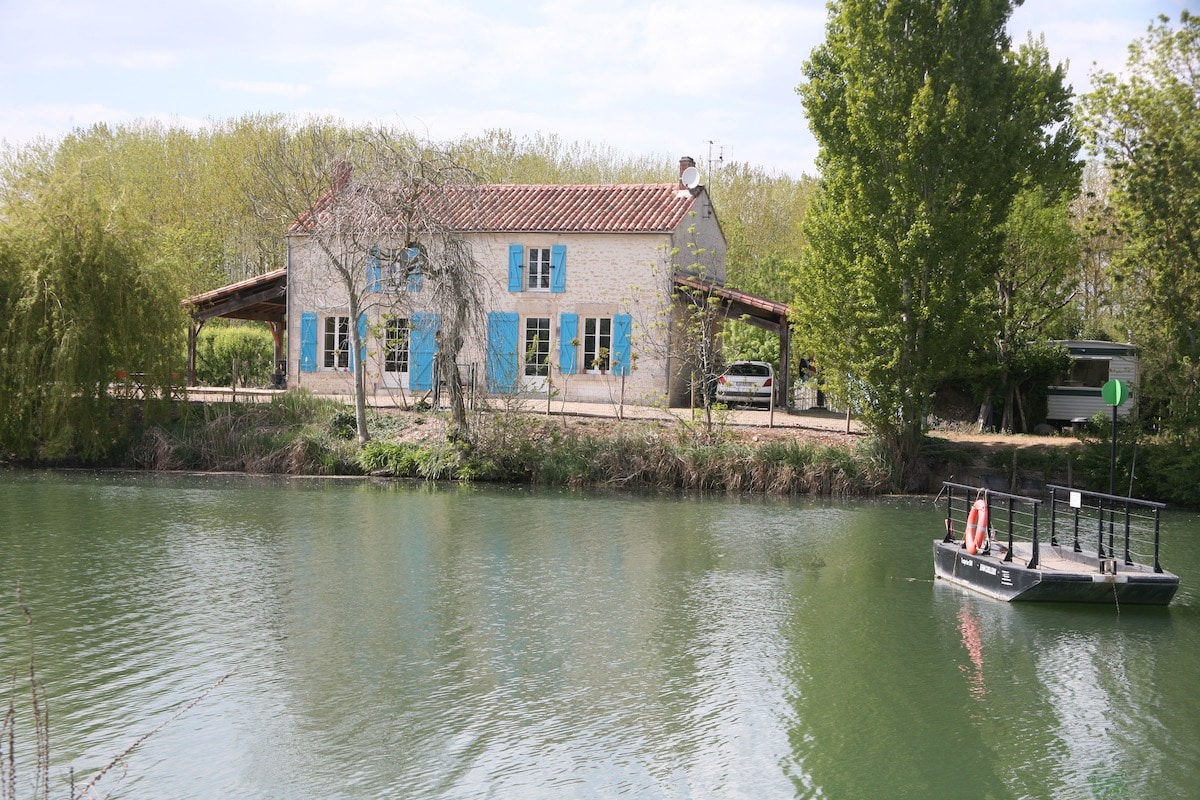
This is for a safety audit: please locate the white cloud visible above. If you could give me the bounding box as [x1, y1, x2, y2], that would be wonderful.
[0, 0, 1187, 176]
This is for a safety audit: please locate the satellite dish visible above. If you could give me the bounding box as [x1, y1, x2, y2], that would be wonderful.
[681, 166, 701, 189]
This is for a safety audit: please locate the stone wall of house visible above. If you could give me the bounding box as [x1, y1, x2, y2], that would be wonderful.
[672, 191, 728, 284]
[286, 207, 725, 408]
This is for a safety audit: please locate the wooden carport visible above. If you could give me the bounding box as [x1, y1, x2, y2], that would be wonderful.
[672, 273, 793, 407]
[181, 268, 287, 386]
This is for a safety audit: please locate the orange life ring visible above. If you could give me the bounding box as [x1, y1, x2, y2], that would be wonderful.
[965, 498, 989, 555]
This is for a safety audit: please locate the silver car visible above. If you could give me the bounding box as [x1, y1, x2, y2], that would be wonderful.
[715, 361, 774, 407]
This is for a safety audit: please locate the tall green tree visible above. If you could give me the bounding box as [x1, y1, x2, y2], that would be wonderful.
[794, 0, 1078, 486]
[1078, 11, 1200, 441]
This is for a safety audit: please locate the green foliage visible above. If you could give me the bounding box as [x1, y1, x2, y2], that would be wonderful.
[722, 319, 780, 366]
[1009, 341, 1072, 429]
[130, 390, 360, 474]
[708, 166, 815, 283]
[1074, 418, 1200, 506]
[0, 193, 183, 462]
[326, 408, 358, 440]
[357, 441, 431, 476]
[793, 0, 1080, 485]
[195, 325, 276, 387]
[448, 130, 671, 184]
[1078, 11, 1200, 442]
[472, 416, 885, 494]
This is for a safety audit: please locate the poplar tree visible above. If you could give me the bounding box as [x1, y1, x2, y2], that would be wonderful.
[794, 0, 1078, 486]
[1079, 12, 1200, 439]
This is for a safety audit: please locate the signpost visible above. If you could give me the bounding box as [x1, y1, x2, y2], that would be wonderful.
[1102, 379, 1129, 495]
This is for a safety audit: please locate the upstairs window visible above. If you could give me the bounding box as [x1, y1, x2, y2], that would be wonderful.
[527, 248, 551, 291]
[368, 246, 423, 293]
[509, 244, 566, 293]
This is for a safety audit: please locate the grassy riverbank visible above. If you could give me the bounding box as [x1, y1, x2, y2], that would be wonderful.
[126, 391, 889, 495]
[115, 390, 1119, 497]
[6, 388, 1188, 501]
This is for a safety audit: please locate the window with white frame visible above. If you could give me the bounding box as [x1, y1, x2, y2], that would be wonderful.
[384, 317, 409, 374]
[323, 316, 350, 369]
[527, 247, 551, 291]
[583, 316, 612, 372]
[524, 317, 551, 376]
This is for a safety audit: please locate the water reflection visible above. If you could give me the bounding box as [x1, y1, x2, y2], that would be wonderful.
[2, 474, 1200, 799]
[957, 606, 987, 700]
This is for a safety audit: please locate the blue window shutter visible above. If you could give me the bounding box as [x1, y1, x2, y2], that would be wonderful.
[613, 314, 632, 376]
[405, 247, 423, 292]
[367, 247, 382, 293]
[486, 312, 520, 393]
[410, 313, 440, 391]
[299, 312, 318, 373]
[559, 313, 578, 375]
[550, 244, 567, 293]
[350, 313, 368, 373]
[508, 244, 524, 292]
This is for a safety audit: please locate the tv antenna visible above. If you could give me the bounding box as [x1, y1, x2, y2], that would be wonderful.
[707, 140, 725, 177]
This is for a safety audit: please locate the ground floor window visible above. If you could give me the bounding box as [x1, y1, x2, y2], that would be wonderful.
[583, 316, 612, 372]
[525, 317, 551, 376]
[385, 317, 409, 373]
[323, 316, 350, 369]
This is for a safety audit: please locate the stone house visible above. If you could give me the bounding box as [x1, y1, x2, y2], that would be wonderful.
[283, 157, 753, 407]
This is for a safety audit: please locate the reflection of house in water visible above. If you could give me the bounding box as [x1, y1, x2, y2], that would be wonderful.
[1045, 340, 1138, 426]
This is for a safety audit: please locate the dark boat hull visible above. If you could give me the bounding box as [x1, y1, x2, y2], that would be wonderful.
[933, 540, 1179, 605]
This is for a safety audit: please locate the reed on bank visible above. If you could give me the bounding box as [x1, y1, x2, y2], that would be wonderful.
[128, 391, 890, 495]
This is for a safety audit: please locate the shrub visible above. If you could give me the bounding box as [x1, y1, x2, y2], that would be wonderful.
[194, 325, 275, 387]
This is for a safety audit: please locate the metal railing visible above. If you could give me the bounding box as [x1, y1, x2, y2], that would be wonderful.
[941, 482, 1168, 574]
[941, 482, 1043, 567]
[1046, 485, 1167, 574]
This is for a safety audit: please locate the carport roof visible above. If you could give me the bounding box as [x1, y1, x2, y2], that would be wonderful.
[672, 272, 790, 331]
[182, 268, 287, 323]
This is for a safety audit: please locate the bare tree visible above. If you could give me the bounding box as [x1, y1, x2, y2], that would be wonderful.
[255, 123, 487, 443]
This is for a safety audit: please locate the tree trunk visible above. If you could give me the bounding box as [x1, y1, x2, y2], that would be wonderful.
[976, 387, 993, 432]
[1001, 384, 1015, 434]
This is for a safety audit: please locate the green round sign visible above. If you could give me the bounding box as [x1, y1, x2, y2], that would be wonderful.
[1102, 379, 1129, 407]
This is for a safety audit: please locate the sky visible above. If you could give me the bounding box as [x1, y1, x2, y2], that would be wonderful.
[0, 0, 1191, 178]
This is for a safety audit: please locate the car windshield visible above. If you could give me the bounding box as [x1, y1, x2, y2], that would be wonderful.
[726, 363, 770, 377]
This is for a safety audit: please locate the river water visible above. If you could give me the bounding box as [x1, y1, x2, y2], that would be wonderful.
[2, 470, 1198, 799]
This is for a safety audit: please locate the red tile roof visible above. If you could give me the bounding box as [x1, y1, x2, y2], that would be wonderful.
[291, 183, 702, 235]
[432, 184, 700, 233]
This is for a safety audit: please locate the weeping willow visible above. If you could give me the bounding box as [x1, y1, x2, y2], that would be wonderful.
[0, 194, 183, 462]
